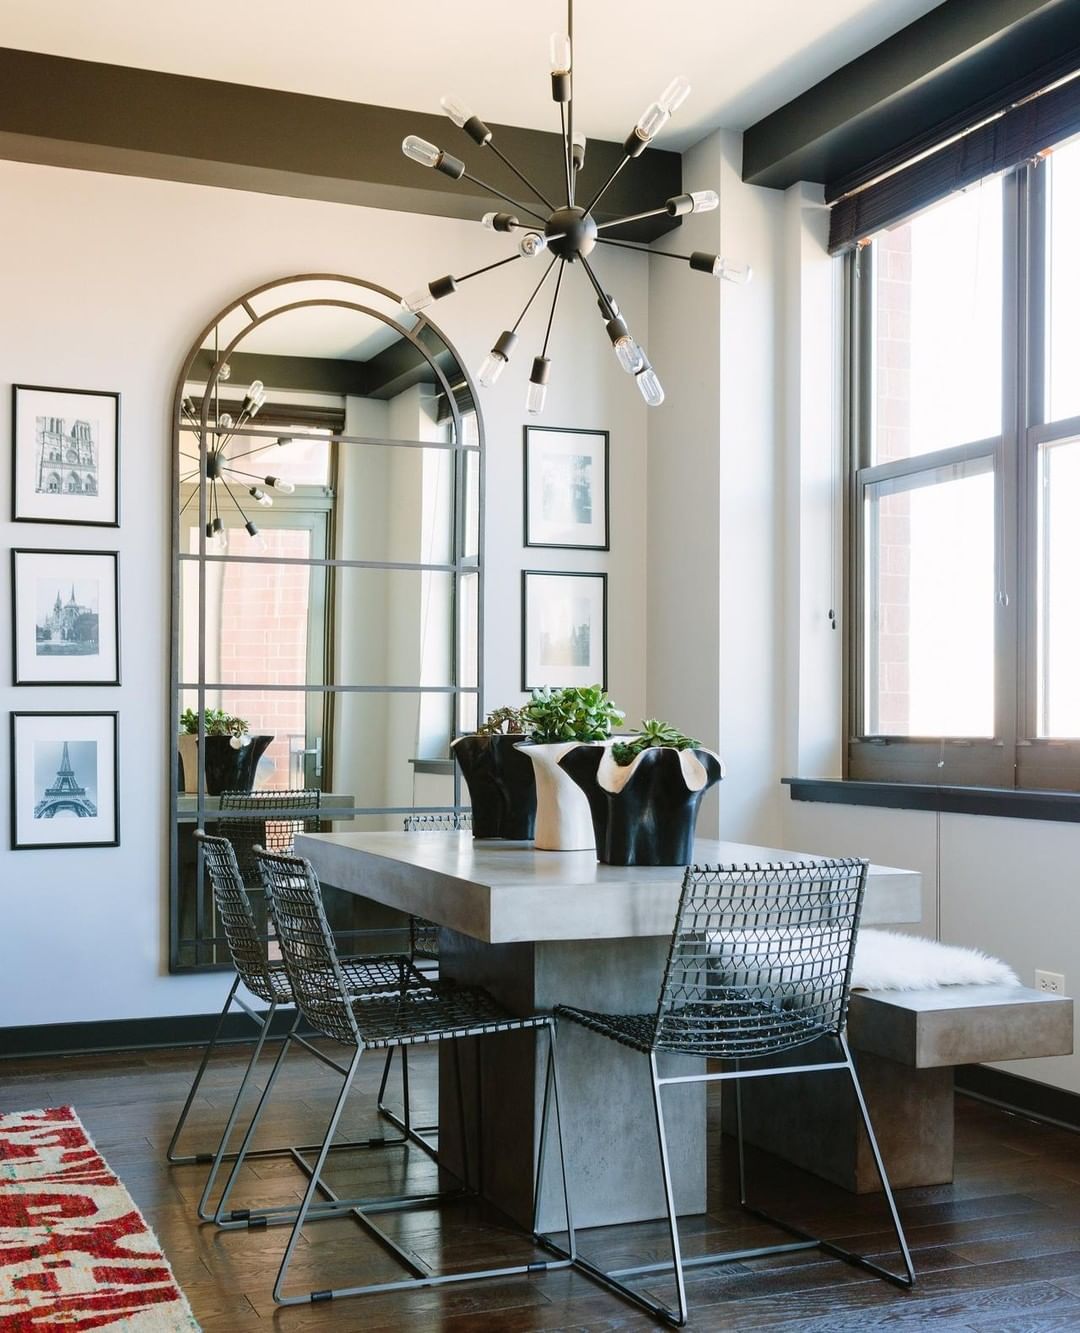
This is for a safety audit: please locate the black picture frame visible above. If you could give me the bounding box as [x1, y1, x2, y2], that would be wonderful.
[10, 711, 120, 850]
[12, 549, 121, 686]
[12, 384, 121, 527]
[521, 569, 608, 691]
[523, 425, 610, 551]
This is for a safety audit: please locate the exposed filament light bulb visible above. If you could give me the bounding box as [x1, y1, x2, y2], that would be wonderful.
[402, 135, 441, 168]
[249, 486, 274, 508]
[549, 32, 571, 73]
[614, 335, 646, 375]
[526, 356, 551, 415]
[689, 189, 719, 213]
[659, 75, 691, 114]
[477, 330, 518, 388]
[690, 251, 753, 284]
[635, 361, 665, 407]
[440, 94, 472, 128]
[264, 476, 294, 494]
[519, 231, 547, 257]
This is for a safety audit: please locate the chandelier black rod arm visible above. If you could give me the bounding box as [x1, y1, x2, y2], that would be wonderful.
[567, 0, 575, 206]
[179, 487, 200, 518]
[597, 236, 694, 262]
[226, 439, 288, 463]
[461, 170, 547, 223]
[578, 253, 617, 322]
[220, 475, 255, 528]
[596, 205, 672, 231]
[540, 260, 566, 358]
[560, 103, 573, 208]
[510, 255, 560, 333]
[455, 252, 523, 284]
[486, 140, 557, 211]
[585, 154, 631, 216]
[220, 464, 280, 486]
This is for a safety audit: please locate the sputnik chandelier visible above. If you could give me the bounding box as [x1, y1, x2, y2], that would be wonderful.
[180, 378, 297, 547]
[399, 0, 750, 412]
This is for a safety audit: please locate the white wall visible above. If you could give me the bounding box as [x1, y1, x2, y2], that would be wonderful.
[0, 158, 649, 1029]
[647, 130, 785, 845]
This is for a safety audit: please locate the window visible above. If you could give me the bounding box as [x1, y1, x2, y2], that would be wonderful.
[848, 142, 1080, 789]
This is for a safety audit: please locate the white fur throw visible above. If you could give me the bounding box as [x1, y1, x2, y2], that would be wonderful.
[851, 929, 1019, 992]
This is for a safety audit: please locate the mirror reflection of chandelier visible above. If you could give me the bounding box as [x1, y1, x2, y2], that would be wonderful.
[180, 378, 296, 548]
[399, 0, 750, 414]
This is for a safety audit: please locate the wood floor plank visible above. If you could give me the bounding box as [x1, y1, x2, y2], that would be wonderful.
[3, 1042, 1080, 1331]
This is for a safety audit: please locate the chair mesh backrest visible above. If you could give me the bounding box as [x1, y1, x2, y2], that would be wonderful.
[402, 812, 472, 832]
[194, 832, 278, 1002]
[220, 789, 322, 885]
[256, 846, 364, 1046]
[654, 859, 868, 1060]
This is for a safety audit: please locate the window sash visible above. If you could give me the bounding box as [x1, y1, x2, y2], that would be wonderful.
[845, 161, 1080, 788]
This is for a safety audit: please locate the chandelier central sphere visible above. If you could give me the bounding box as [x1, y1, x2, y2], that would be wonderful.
[399, 0, 751, 414]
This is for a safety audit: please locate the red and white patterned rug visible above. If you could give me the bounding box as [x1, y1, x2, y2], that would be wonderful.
[0, 1106, 200, 1331]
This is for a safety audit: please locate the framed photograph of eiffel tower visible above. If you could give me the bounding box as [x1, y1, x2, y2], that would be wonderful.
[12, 549, 120, 685]
[10, 712, 119, 849]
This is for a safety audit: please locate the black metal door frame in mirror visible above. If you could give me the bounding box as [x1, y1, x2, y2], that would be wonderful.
[169, 274, 483, 971]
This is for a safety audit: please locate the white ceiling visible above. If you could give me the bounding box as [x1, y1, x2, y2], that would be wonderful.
[1, 0, 944, 149]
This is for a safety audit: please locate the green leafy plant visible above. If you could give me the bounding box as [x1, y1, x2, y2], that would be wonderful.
[522, 686, 625, 745]
[612, 719, 702, 767]
[179, 707, 250, 740]
[474, 705, 528, 736]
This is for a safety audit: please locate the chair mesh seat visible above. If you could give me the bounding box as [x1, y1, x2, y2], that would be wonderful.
[556, 999, 832, 1058]
[344, 984, 547, 1050]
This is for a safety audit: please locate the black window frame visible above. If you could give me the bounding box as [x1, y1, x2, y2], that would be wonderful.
[846, 151, 1080, 791]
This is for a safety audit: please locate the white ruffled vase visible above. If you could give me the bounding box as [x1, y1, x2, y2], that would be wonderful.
[516, 741, 598, 851]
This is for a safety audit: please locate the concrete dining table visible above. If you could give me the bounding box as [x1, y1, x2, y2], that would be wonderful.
[294, 831, 922, 1230]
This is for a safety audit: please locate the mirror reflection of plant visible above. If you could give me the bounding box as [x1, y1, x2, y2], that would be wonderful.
[180, 707, 252, 748]
[611, 719, 702, 767]
[474, 705, 528, 736]
[522, 686, 625, 744]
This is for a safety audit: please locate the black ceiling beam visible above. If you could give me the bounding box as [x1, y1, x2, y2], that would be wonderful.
[742, 0, 1080, 197]
[0, 47, 681, 241]
[189, 350, 370, 396]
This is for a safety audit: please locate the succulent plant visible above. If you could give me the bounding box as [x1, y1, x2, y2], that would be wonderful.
[474, 705, 529, 736]
[611, 718, 702, 767]
[521, 685, 625, 744]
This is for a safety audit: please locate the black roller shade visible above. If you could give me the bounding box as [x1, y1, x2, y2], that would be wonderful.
[829, 70, 1080, 254]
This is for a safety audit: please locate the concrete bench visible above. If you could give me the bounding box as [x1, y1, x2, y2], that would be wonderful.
[732, 984, 1074, 1193]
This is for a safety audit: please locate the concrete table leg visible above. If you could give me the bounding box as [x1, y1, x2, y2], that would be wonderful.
[438, 930, 706, 1230]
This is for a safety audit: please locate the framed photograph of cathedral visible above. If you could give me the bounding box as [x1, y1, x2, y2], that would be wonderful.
[11, 385, 120, 526]
[12, 549, 120, 685]
[10, 711, 119, 850]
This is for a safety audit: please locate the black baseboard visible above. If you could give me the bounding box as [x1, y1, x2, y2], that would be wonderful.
[0, 1009, 310, 1060]
[956, 1065, 1080, 1133]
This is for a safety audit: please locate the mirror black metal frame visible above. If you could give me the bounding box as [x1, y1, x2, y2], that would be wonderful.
[169, 273, 483, 972]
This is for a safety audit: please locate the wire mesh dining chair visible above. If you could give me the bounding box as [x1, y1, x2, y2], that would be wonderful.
[551, 859, 915, 1328]
[218, 788, 322, 935]
[251, 843, 574, 1308]
[167, 831, 432, 1224]
[374, 811, 473, 1142]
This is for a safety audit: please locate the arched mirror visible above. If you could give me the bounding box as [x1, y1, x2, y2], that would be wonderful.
[170, 275, 482, 971]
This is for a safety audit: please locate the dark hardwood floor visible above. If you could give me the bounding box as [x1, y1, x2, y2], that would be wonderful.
[3, 1039, 1080, 1331]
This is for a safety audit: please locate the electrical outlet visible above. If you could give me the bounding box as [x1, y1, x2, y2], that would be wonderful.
[1035, 970, 1065, 995]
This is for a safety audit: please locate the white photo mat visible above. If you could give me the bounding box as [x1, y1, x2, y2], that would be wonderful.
[11, 712, 119, 849]
[524, 426, 609, 550]
[13, 549, 120, 685]
[12, 385, 119, 526]
[522, 570, 607, 690]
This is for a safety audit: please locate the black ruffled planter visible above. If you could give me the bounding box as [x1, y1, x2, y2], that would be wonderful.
[451, 734, 537, 839]
[178, 734, 273, 796]
[559, 745, 723, 866]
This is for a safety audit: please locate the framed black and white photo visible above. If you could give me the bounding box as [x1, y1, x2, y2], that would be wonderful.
[522, 570, 607, 690]
[10, 712, 119, 850]
[12, 549, 120, 686]
[524, 426, 609, 550]
[12, 385, 120, 526]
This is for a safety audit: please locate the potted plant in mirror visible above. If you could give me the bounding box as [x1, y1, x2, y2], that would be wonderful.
[178, 708, 273, 796]
[451, 706, 537, 840]
[559, 719, 723, 865]
[517, 686, 625, 851]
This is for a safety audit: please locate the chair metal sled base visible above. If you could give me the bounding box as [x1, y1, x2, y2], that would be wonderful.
[271, 1025, 575, 1308]
[553, 1037, 915, 1329]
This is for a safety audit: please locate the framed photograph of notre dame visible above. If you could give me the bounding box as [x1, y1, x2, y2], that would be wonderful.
[12, 549, 121, 685]
[10, 711, 120, 850]
[12, 385, 120, 526]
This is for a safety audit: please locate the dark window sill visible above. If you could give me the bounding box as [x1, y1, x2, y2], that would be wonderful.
[782, 777, 1080, 823]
